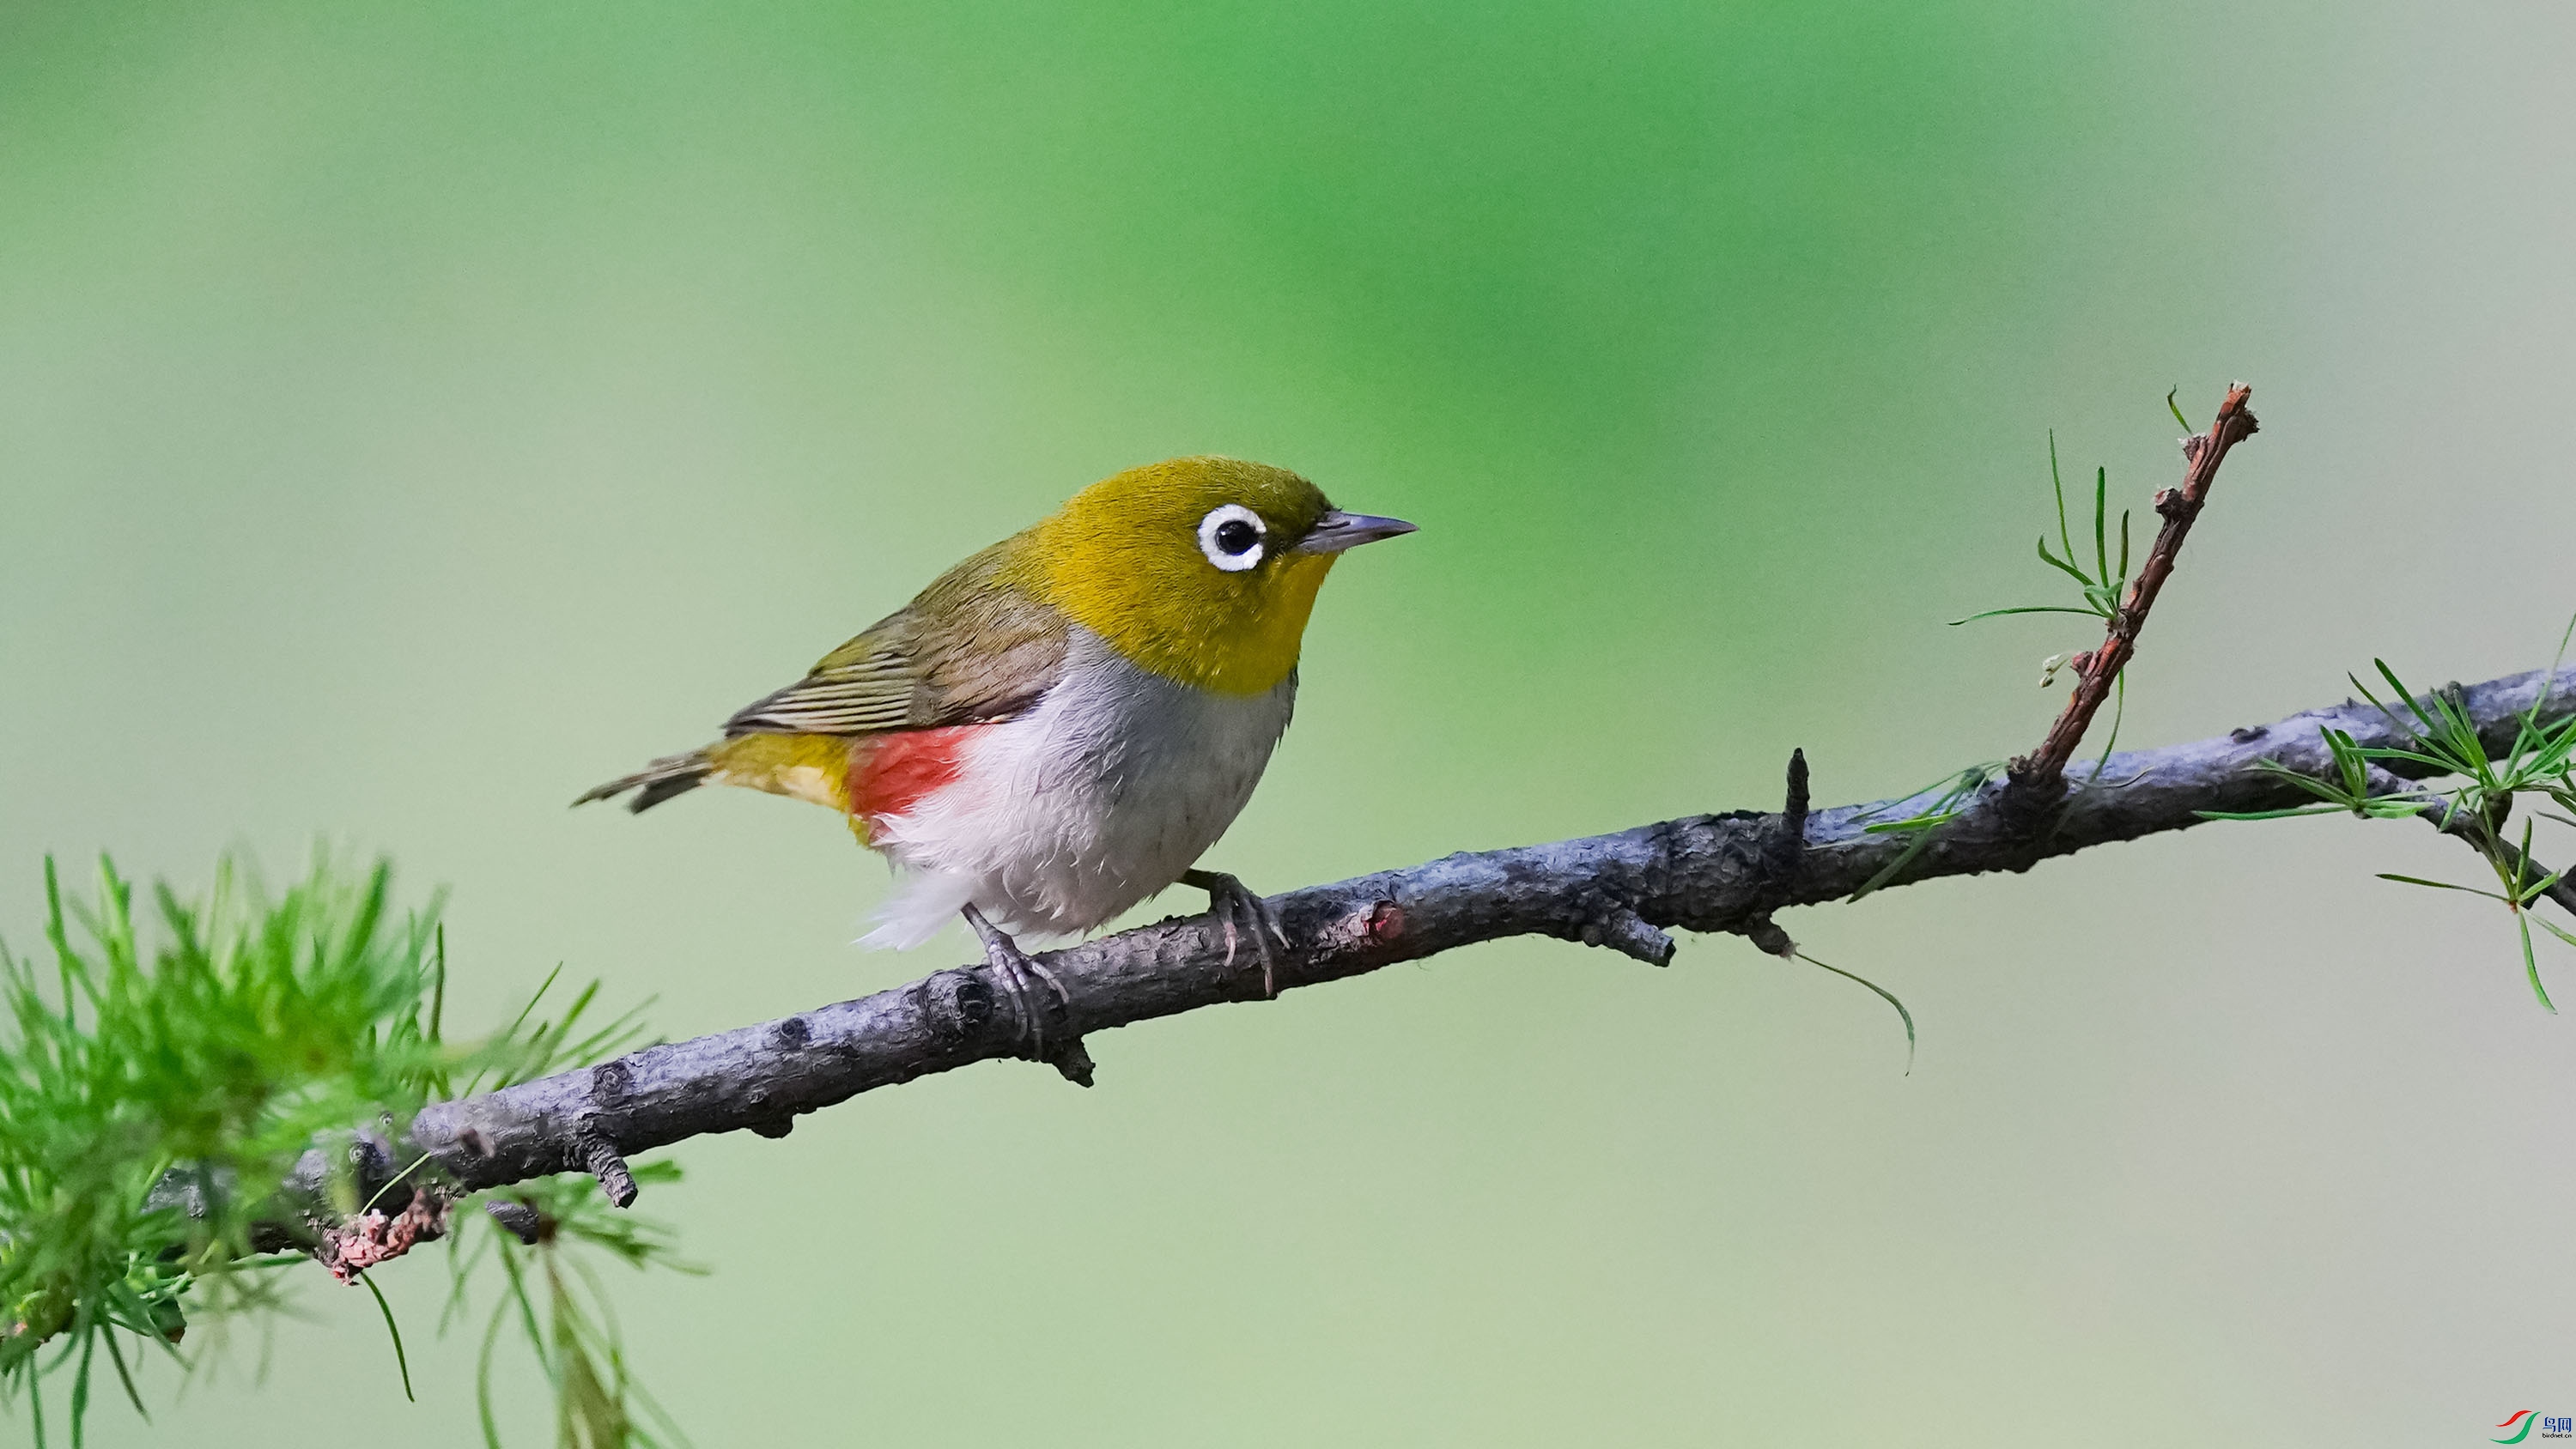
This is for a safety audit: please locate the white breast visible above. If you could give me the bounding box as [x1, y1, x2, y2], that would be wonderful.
[859, 626, 1296, 949]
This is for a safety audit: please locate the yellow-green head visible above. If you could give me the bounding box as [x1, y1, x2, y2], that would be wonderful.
[1022, 456, 1413, 695]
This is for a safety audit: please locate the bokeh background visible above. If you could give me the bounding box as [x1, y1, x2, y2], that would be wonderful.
[6, 2, 2575, 1444]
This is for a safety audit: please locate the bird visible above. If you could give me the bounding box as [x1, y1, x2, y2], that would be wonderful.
[576, 455, 1413, 1049]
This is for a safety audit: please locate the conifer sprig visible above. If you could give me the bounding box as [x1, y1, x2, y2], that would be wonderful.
[0, 853, 690, 1446]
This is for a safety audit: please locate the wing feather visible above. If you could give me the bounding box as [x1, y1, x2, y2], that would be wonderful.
[722, 539, 1067, 737]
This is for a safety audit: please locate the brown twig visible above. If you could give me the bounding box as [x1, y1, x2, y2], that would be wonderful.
[2008, 383, 2261, 805]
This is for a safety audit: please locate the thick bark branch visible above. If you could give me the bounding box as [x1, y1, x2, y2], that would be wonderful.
[405, 660, 2576, 1201]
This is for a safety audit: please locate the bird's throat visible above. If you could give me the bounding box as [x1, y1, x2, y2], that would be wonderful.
[1054, 552, 1335, 696]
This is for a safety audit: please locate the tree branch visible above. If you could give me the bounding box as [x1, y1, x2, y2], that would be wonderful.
[2009, 384, 2260, 801]
[405, 660, 2576, 1202]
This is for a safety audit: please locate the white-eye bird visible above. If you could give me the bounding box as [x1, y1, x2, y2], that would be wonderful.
[577, 456, 1413, 1024]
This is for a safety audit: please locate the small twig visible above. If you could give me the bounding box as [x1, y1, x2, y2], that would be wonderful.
[578, 1125, 636, 1209]
[2490, 829, 2576, 919]
[1582, 906, 1676, 966]
[2366, 766, 2576, 917]
[2009, 383, 2260, 806]
[2438, 816, 2576, 916]
[1772, 749, 1810, 879]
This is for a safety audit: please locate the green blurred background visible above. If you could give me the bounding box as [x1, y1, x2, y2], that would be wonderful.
[6, 1, 2574, 1443]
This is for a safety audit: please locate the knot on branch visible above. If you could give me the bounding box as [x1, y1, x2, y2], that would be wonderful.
[1736, 912, 1797, 959]
[1998, 760, 2068, 834]
[591, 1059, 633, 1107]
[485, 1198, 544, 1246]
[1048, 1039, 1097, 1088]
[920, 968, 993, 1043]
[1360, 898, 1405, 949]
[742, 1086, 796, 1137]
[289, 1131, 410, 1215]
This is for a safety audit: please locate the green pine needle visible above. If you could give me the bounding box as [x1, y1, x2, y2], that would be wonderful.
[0, 851, 683, 1443]
[1794, 951, 1917, 1074]
[1952, 424, 2142, 779]
[361, 1272, 415, 1403]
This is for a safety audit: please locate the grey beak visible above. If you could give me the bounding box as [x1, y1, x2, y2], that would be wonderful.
[1293, 509, 1418, 555]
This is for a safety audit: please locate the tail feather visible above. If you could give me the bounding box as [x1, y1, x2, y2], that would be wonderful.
[573, 749, 714, 813]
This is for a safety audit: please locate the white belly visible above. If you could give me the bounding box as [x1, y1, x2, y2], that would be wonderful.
[859, 626, 1295, 949]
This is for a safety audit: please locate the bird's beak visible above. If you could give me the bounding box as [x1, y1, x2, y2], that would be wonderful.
[1292, 510, 1418, 555]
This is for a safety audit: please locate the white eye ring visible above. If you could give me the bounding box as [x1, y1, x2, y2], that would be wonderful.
[1196, 503, 1267, 573]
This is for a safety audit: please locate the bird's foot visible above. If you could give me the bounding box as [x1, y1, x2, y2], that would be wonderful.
[1181, 868, 1288, 998]
[960, 904, 1091, 1086]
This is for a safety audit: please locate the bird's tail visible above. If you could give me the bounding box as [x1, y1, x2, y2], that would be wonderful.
[573, 749, 714, 813]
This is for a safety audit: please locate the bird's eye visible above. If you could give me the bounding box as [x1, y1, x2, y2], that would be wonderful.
[1196, 504, 1267, 573]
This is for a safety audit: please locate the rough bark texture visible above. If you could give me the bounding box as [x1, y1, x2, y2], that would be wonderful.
[406, 661, 2576, 1202]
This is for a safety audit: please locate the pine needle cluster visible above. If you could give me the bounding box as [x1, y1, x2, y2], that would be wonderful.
[0, 852, 692, 1446]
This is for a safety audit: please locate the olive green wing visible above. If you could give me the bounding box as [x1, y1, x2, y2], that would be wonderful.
[721, 539, 1068, 737]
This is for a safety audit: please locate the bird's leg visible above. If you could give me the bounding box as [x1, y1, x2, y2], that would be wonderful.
[959, 904, 1091, 1085]
[961, 904, 1045, 1053]
[1180, 868, 1287, 998]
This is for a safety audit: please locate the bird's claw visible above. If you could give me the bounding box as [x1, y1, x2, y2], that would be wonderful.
[1182, 868, 1287, 998]
[960, 904, 1089, 1084]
